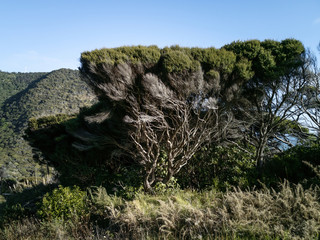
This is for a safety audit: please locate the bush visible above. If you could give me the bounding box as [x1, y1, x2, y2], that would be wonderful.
[263, 143, 320, 187]
[37, 185, 87, 221]
[162, 48, 200, 73]
[177, 145, 256, 190]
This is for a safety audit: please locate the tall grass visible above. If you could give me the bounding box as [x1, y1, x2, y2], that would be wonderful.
[1, 182, 320, 239]
[89, 182, 320, 239]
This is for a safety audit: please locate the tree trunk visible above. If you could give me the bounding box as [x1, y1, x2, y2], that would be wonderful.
[163, 168, 174, 185]
[255, 136, 268, 169]
[143, 176, 152, 192]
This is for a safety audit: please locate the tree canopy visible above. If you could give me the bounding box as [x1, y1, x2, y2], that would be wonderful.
[78, 39, 306, 191]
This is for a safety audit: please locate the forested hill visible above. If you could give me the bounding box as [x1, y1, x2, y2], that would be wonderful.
[0, 69, 97, 179]
[0, 71, 45, 106]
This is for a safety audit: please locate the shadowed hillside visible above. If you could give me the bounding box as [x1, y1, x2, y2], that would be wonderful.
[0, 69, 97, 179]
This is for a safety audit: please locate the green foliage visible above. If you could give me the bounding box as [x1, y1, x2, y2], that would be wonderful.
[0, 182, 57, 226]
[224, 40, 262, 59]
[234, 57, 254, 80]
[161, 47, 200, 73]
[277, 117, 310, 134]
[28, 114, 76, 131]
[177, 145, 256, 191]
[263, 143, 320, 187]
[80, 44, 240, 76]
[1, 203, 26, 223]
[0, 71, 45, 106]
[37, 185, 87, 221]
[188, 47, 238, 76]
[80, 45, 161, 67]
[223, 38, 304, 81]
[153, 177, 180, 194]
[214, 48, 237, 74]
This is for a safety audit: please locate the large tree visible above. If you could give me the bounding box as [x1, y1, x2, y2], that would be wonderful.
[76, 40, 306, 190]
[224, 39, 307, 168]
[78, 46, 250, 191]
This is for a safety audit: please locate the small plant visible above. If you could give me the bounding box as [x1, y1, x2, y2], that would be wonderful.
[37, 185, 87, 221]
[153, 177, 180, 194]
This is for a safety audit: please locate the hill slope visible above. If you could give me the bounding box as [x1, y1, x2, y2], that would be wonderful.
[0, 69, 96, 179]
[0, 71, 45, 106]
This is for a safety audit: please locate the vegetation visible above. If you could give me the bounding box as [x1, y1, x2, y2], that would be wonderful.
[0, 69, 96, 180]
[1, 183, 320, 239]
[77, 39, 310, 192]
[37, 185, 87, 221]
[1, 39, 320, 239]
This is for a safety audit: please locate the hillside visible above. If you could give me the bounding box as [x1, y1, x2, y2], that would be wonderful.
[0, 69, 96, 179]
[0, 71, 45, 106]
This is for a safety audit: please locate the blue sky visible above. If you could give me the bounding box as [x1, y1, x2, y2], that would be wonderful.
[1, 0, 319, 72]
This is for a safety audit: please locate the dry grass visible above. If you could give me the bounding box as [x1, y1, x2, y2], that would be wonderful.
[0, 217, 103, 240]
[1, 182, 320, 239]
[91, 182, 320, 239]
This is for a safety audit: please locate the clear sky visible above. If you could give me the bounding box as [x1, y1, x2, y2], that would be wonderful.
[1, 0, 319, 72]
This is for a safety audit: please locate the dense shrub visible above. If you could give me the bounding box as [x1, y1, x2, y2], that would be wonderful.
[80, 45, 161, 67]
[263, 143, 320, 187]
[177, 145, 256, 190]
[161, 48, 200, 73]
[37, 185, 87, 221]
